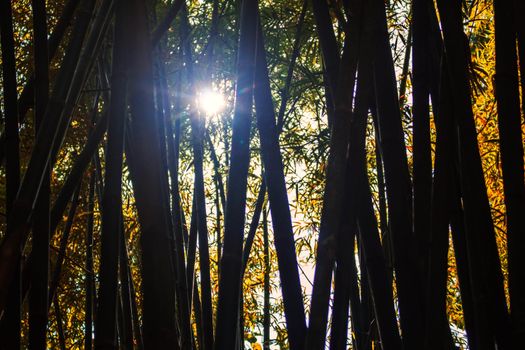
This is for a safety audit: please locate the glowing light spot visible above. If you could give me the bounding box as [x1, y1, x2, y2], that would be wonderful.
[197, 89, 225, 116]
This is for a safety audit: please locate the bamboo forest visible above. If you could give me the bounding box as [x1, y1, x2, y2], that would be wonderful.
[1, 0, 524, 349]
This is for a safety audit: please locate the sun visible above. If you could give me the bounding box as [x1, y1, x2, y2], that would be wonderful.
[197, 89, 226, 116]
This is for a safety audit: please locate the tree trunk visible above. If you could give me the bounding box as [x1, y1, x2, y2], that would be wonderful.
[435, 0, 512, 347]
[29, 1, 51, 347]
[85, 170, 96, 350]
[494, 0, 525, 341]
[411, 0, 433, 297]
[368, 0, 424, 346]
[0, 0, 96, 315]
[262, 207, 270, 350]
[95, 1, 130, 347]
[214, 0, 257, 348]
[125, 0, 178, 346]
[178, 5, 215, 348]
[305, 0, 363, 344]
[254, 15, 308, 350]
[0, 0, 22, 346]
[48, 184, 82, 307]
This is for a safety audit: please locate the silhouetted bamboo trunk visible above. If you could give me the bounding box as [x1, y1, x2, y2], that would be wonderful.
[207, 133, 227, 209]
[151, 0, 184, 45]
[367, 0, 424, 346]
[116, 292, 125, 348]
[431, 57, 477, 348]
[372, 114, 391, 276]
[0, 0, 96, 314]
[411, 0, 433, 294]
[436, 0, 512, 348]
[153, 55, 183, 346]
[48, 184, 81, 306]
[0, 0, 22, 346]
[191, 282, 204, 349]
[356, 162, 403, 350]
[125, 0, 178, 346]
[119, 218, 134, 349]
[424, 58, 456, 350]
[166, 67, 188, 251]
[204, 0, 220, 78]
[215, 175, 223, 276]
[353, 45, 402, 348]
[190, 55, 215, 350]
[175, 193, 194, 348]
[49, 0, 113, 163]
[238, 177, 263, 350]
[239, 293, 244, 350]
[330, 191, 363, 350]
[494, 0, 525, 341]
[241, 0, 305, 272]
[329, 209, 357, 350]
[276, 0, 307, 130]
[328, 3, 369, 349]
[254, 16, 308, 350]
[262, 207, 270, 350]
[53, 296, 67, 350]
[306, 0, 363, 345]
[178, 5, 215, 348]
[159, 50, 193, 350]
[399, 20, 412, 105]
[348, 242, 363, 350]
[85, 170, 95, 350]
[94, 1, 129, 347]
[50, 110, 108, 236]
[311, 0, 340, 128]
[0, 0, 80, 168]
[214, 0, 257, 348]
[241, 181, 266, 273]
[183, 197, 200, 348]
[513, 0, 525, 118]
[15, 0, 81, 123]
[311, 0, 340, 100]
[186, 196, 198, 305]
[449, 178, 477, 350]
[423, 6, 465, 346]
[127, 260, 143, 350]
[11, 178, 84, 330]
[29, 1, 51, 348]
[357, 236, 373, 349]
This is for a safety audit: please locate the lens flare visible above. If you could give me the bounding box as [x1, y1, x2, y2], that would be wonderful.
[197, 89, 225, 115]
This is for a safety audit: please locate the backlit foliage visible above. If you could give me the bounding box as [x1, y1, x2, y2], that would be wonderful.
[0, 0, 519, 348]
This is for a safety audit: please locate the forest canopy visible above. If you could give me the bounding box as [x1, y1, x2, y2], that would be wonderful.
[0, 0, 524, 349]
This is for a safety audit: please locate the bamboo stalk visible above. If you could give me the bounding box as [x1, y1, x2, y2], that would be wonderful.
[253, 17, 308, 350]
[29, 1, 51, 347]
[305, 0, 362, 345]
[85, 171, 95, 350]
[262, 207, 270, 350]
[158, 47, 193, 349]
[125, 0, 178, 346]
[0, 0, 81, 167]
[119, 217, 135, 349]
[94, 1, 129, 345]
[494, 0, 525, 342]
[48, 184, 82, 307]
[411, 0, 433, 297]
[436, 0, 512, 347]
[0, 0, 22, 345]
[0, 0, 97, 315]
[54, 296, 67, 350]
[367, 0, 424, 346]
[179, 3, 215, 345]
[214, 0, 258, 347]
